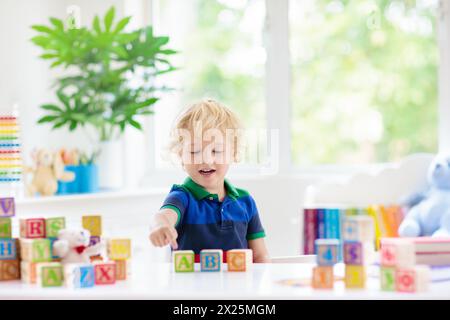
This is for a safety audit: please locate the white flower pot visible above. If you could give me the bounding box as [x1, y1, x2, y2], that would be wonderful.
[98, 140, 124, 190]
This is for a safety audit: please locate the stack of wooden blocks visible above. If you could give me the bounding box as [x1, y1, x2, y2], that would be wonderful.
[342, 216, 375, 289]
[311, 239, 340, 289]
[0, 197, 20, 281]
[173, 249, 253, 273]
[379, 238, 430, 293]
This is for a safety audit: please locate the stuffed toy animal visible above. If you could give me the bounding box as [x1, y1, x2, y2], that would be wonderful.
[24, 148, 75, 196]
[399, 153, 450, 237]
[53, 229, 103, 264]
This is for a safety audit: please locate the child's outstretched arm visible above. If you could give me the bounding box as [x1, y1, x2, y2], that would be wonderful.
[248, 238, 271, 263]
[149, 209, 179, 249]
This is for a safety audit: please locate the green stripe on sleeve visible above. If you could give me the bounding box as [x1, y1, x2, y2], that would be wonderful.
[247, 231, 266, 240]
[161, 204, 181, 227]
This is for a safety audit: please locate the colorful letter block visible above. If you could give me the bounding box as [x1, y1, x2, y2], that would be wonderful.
[200, 249, 223, 272]
[0, 260, 20, 280]
[0, 218, 12, 238]
[343, 241, 375, 265]
[107, 238, 131, 260]
[342, 216, 374, 243]
[0, 197, 15, 217]
[380, 238, 415, 268]
[173, 250, 195, 273]
[114, 259, 131, 280]
[45, 217, 65, 238]
[64, 263, 95, 288]
[37, 262, 64, 287]
[380, 267, 396, 291]
[312, 266, 334, 289]
[345, 265, 366, 289]
[20, 218, 46, 239]
[20, 239, 51, 263]
[315, 239, 340, 266]
[82, 215, 102, 237]
[94, 261, 116, 285]
[227, 249, 253, 272]
[0, 238, 17, 260]
[396, 266, 430, 293]
[21, 261, 37, 284]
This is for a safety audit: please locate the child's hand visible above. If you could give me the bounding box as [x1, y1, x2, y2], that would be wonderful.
[149, 222, 178, 250]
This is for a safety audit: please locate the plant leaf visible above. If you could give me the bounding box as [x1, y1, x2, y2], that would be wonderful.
[93, 16, 102, 34]
[41, 104, 62, 112]
[49, 17, 64, 31]
[37, 115, 59, 123]
[31, 25, 54, 34]
[113, 16, 131, 34]
[104, 7, 115, 32]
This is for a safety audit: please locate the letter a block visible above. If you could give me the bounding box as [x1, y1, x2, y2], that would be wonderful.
[396, 266, 430, 293]
[82, 215, 102, 237]
[0, 218, 12, 238]
[64, 263, 95, 288]
[380, 238, 415, 268]
[94, 261, 116, 285]
[20, 239, 51, 263]
[0, 260, 20, 281]
[173, 250, 195, 273]
[345, 265, 366, 289]
[20, 218, 46, 239]
[227, 249, 253, 272]
[315, 239, 340, 266]
[107, 238, 131, 260]
[312, 266, 334, 289]
[380, 267, 396, 291]
[200, 249, 223, 272]
[45, 217, 65, 238]
[0, 197, 15, 217]
[37, 262, 64, 287]
[0, 239, 18, 260]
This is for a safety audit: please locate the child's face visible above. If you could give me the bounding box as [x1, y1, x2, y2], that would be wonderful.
[181, 133, 233, 190]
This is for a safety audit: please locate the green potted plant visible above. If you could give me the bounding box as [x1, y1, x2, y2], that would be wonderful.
[31, 6, 176, 189]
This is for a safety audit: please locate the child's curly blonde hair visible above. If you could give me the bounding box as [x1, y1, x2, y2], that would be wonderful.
[168, 99, 244, 163]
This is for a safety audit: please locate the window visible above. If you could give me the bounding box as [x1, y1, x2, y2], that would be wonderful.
[151, 0, 266, 170]
[290, 0, 439, 166]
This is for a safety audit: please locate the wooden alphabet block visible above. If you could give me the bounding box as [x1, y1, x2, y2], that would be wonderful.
[94, 261, 116, 285]
[90, 255, 104, 263]
[396, 266, 430, 293]
[380, 238, 415, 268]
[64, 263, 95, 288]
[173, 250, 195, 273]
[20, 239, 51, 263]
[0, 259, 20, 281]
[200, 249, 223, 272]
[0, 218, 12, 238]
[82, 215, 102, 237]
[45, 217, 65, 238]
[0, 197, 15, 217]
[0, 238, 17, 260]
[342, 216, 374, 243]
[312, 266, 334, 289]
[21, 261, 37, 284]
[227, 249, 253, 272]
[107, 238, 131, 260]
[114, 259, 131, 280]
[315, 239, 340, 266]
[380, 267, 396, 291]
[20, 218, 46, 239]
[345, 265, 366, 289]
[343, 241, 375, 265]
[37, 262, 64, 287]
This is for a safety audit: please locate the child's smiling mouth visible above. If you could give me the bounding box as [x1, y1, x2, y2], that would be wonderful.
[199, 168, 216, 176]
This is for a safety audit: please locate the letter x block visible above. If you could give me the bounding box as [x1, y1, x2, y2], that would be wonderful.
[20, 239, 51, 263]
[173, 250, 195, 273]
[0, 218, 12, 238]
[312, 266, 334, 289]
[345, 265, 366, 289]
[107, 238, 131, 260]
[20, 218, 46, 239]
[37, 262, 64, 287]
[380, 238, 415, 268]
[200, 249, 223, 272]
[315, 239, 340, 266]
[82, 215, 102, 237]
[0, 239, 18, 260]
[94, 261, 116, 285]
[45, 217, 65, 238]
[64, 263, 95, 288]
[396, 266, 430, 293]
[227, 249, 253, 272]
[0, 197, 15, 217]
[0, 260, 20, 281]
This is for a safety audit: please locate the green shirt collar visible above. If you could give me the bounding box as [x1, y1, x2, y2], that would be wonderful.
[182, 177, 239, 201]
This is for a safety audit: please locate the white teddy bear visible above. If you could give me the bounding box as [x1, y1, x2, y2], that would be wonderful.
[53, 229, 104, 264]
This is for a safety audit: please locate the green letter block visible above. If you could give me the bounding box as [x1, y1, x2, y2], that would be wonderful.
[173, 250, 195, 273]
[45, 217, 65, 238]
[0, 218, 12, 238]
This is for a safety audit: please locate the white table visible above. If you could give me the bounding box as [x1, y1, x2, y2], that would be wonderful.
[1, 252, 449, 299]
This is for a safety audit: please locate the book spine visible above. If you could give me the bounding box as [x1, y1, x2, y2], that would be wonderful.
[303, 208, 318, 254]
[317, 209, 326, 239]
[367, 205, 382, 250]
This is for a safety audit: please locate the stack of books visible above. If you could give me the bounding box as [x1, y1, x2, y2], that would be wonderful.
[412, 237, 450, 266]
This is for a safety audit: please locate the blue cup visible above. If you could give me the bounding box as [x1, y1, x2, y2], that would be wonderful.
[57, 165, 80, 195]
[79, 164, 99, 194]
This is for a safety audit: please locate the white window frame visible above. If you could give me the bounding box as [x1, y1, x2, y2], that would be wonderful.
[125, 0, 450, 187]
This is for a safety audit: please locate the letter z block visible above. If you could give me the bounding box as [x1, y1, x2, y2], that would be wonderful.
[45, 217, 65, 238]
[20, 239, 51, 263]
[227, 249, 253, 272]
[0, 260, 20, 281]
[0, 218, 12, 238]
[94, 261, 116, 285]
[107, 238, 131, 260]
[312, 266, 334, 289]
[82, 215, 102, 237]
[173, 250, 195, 273]
[20, 218, 46, 239]
[315, 239, 340, 266]
[37, 262, 64, 287]
[200, 249, 223, 272]
[64, 263, 95, 288]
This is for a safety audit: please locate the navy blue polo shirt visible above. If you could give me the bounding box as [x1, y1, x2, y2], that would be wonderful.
[160, 177, 266, 258]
